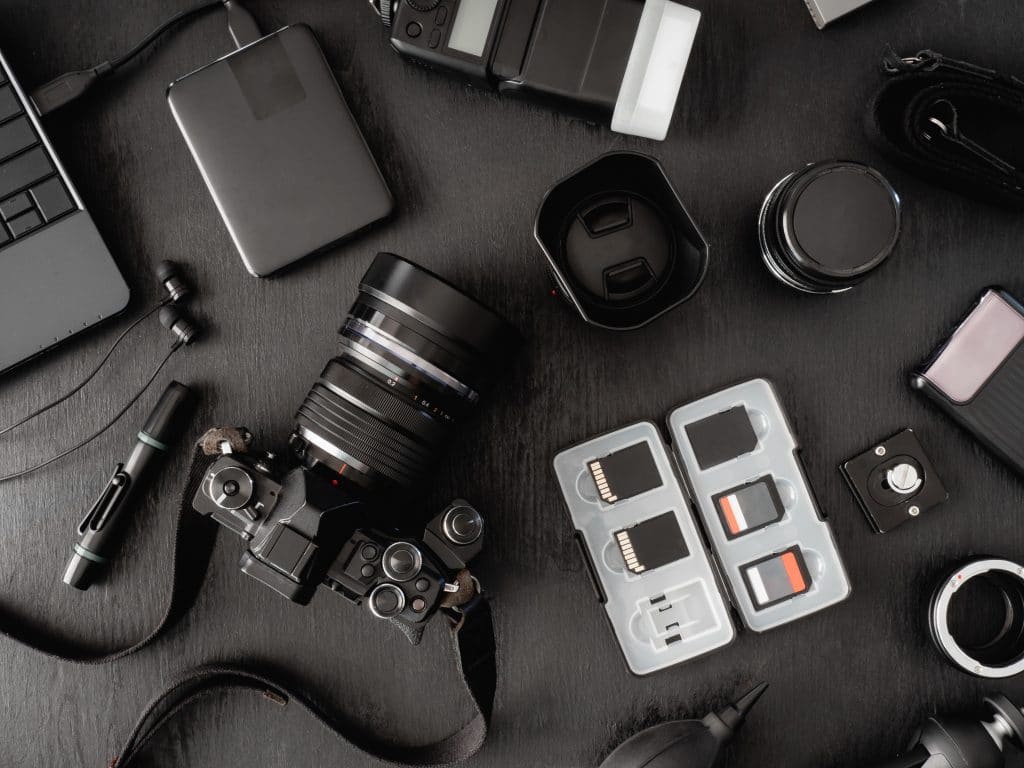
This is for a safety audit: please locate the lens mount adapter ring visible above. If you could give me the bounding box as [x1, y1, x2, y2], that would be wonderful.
[930, 557, 1024, 678]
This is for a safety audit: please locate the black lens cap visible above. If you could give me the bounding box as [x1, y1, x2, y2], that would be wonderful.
[759, 161, 901, 293]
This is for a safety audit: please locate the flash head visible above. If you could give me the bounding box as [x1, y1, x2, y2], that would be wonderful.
[388, 0, 701, 141]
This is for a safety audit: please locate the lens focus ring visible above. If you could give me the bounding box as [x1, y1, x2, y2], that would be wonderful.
[293, 253, 519, 492]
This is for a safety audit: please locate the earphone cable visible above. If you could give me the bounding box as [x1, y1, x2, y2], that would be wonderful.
[0, 300, 170, 438]
[0, 342, 182, 483]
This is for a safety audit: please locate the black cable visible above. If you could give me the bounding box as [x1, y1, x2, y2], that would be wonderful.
[29, 0, 229, 116]
[0, 301, 168, 438]
[108, 1, 227, 71]
[0, 343, 182, 483]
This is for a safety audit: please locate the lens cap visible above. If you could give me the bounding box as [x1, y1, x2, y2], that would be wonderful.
[759, 161, 901, 294]
[536, 152, 709, 331]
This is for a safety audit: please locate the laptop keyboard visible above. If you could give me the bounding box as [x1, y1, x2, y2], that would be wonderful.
[0, 65, 76, 249]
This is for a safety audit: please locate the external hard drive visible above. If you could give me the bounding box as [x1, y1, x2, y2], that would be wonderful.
[168, 25, 393, 276]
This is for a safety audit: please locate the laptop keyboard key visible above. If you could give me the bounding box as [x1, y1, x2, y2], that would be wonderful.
[30, 177, 74, 221]
[0, 146, 52, 199]
[0, 86, 18, 122]
[7, 209, 41, 237]
[0, 116, 35, 161]
[0, 225, 9, 247]
[0, 191, 31, 220]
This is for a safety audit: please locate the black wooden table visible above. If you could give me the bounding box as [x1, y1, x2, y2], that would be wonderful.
[3, 1, 1024, 765]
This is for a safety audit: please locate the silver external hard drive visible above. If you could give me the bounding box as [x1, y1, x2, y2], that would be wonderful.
[167, 25, 393, 277]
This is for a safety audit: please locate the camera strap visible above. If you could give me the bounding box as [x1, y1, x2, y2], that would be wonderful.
[109, 597, 495, 767]
[0, 441, 219, 663]
[869, 47, 1024, 208]
[0, 430, 497, 765]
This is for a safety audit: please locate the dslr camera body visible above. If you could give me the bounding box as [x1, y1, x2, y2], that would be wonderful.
[191, 253, 518, 638]
[194, 447, 483, 634]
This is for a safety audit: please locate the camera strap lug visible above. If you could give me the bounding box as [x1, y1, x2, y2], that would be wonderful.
[440, 569, 482, 627]
[871, 47, 1024, 207]
[199, 425, 252, 456]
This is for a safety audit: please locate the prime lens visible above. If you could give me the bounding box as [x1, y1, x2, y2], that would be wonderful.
[294, 253, 519, 492]
[758, 161, 901, 294]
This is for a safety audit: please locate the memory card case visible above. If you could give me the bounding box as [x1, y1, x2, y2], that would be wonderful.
[553, 378, 851, 675]
[912, 288, 1024, 476]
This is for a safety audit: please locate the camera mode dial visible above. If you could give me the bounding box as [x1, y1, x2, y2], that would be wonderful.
[382, 542, 423, 582]
[443, 505, 483, 545]
[404, 0, 441, 11]
[208, 466, 254, 511]
[369, 583, 406, 619]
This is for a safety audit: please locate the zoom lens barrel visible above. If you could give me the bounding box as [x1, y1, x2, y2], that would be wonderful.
[294, 253, 518, 492]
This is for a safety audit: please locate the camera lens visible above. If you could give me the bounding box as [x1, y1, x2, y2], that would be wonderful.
[294, 253, 519, 492]
[758, 161, 901, 294]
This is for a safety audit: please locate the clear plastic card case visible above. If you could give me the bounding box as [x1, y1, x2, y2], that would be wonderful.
[553, 422, 736, 676]
[667, 379, 851, 632]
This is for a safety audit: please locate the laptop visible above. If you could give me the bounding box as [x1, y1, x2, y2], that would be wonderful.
[0, 48, 129, 375]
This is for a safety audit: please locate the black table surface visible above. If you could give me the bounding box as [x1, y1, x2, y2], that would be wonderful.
[3, 1, 1024, 765]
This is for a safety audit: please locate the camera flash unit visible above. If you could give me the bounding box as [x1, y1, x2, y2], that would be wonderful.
[386, 0, 701, 141]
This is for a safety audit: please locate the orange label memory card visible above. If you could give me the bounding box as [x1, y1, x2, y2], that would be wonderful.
[712, 476, 785, 539]
[741, 546, 812, 610]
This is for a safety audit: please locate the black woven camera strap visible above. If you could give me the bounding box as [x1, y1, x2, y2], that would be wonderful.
[0, 442, 218, 664]
[110, 597, 495, 768]
[869, 47, 1024, 208]
[0, 437, 497, 766]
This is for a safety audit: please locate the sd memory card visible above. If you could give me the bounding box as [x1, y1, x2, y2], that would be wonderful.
[614, 511, 689, 575]
[713, 476, 785, 539]
[588, 442, 662, 504]
[741, 547, 812, 610]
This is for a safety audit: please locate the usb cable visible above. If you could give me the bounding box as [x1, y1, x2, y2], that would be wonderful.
[30, 0, 261, 117]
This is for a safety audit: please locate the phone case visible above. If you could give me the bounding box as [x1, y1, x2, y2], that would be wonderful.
[912, 289, 1024, 476]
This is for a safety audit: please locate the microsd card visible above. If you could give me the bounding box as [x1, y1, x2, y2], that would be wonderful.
[587, 442, 661, 504]
[741, 547, 812, 610]
[614, 512, 689, 575]
[712, 476, 785, 539]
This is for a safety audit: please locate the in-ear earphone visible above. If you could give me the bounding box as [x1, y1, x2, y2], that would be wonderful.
[0, 260, 205, 482]
[160, 305, 201, 346]
[157, 260, 192, 304]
